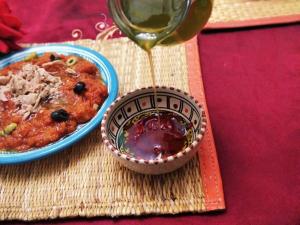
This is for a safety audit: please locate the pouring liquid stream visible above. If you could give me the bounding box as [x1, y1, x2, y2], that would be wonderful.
[146, 50, 160, 124]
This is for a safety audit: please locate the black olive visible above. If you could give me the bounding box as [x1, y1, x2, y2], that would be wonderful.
[51, 109, 69, 122]
[73, 82, 86, 94]
[50, 54, 61, 61]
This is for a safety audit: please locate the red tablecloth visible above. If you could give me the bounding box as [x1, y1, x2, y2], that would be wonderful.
[3, 1, 300, 225]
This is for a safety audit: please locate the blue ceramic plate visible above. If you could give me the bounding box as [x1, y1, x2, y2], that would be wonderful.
[0, 44, 118, 164]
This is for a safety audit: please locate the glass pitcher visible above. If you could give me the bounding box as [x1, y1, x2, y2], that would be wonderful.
[108, 0, 213, 48]
[161, 0, 213, 45]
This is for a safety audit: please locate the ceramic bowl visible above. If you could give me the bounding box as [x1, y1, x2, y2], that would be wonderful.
[0, 44, 118, 165]
[101, 86, 206, 174]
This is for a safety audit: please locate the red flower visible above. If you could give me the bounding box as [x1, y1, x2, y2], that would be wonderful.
[0, 0, 23, 54]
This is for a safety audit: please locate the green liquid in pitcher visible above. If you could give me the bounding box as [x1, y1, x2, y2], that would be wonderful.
[161, 0, 213, 45]
[114, 0, 212, 49]
[115, 0, 190, 50]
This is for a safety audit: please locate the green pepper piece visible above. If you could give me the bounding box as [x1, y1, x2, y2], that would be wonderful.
[24, 52, 38, 61]
[66, 57, 78, 66]
[4, 123, 17, 135]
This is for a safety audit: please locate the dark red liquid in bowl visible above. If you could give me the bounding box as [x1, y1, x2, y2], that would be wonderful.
[118, 111, 193, 160]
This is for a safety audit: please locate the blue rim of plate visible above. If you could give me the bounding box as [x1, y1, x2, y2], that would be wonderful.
[0, 44, 119, 165]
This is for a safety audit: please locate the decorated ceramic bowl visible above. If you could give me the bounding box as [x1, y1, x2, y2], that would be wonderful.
[101, 86, 206, 174]
[0, 44, 118, 164]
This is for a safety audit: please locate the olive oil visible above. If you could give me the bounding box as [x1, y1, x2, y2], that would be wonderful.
[146, 50, 160, 120]
[118, 111, 193, 160]
[161, 0, 213, 45]
[109, 0, 191, 50]
[109, 0, 212, 48]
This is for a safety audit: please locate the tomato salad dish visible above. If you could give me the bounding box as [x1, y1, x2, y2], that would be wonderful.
[0, 52, 108, 151]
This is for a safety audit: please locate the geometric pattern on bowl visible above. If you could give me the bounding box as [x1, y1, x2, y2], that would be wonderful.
[101, 86, 207, 174]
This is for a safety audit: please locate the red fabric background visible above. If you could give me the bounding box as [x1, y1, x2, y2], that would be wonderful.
[2, 0, 300, 224]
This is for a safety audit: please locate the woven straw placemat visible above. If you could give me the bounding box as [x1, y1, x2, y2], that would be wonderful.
[0, 38, 224, 221]
[207, 0, 300, 29]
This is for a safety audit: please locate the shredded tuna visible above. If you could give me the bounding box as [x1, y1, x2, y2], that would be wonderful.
[0, 75, 11, 85]
[0, 63, 62, 119]
[65, 68, 77, 75]
[42, 60, 66, 67]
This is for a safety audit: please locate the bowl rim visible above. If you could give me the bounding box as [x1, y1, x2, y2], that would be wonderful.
[101, 86, 207, 165]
